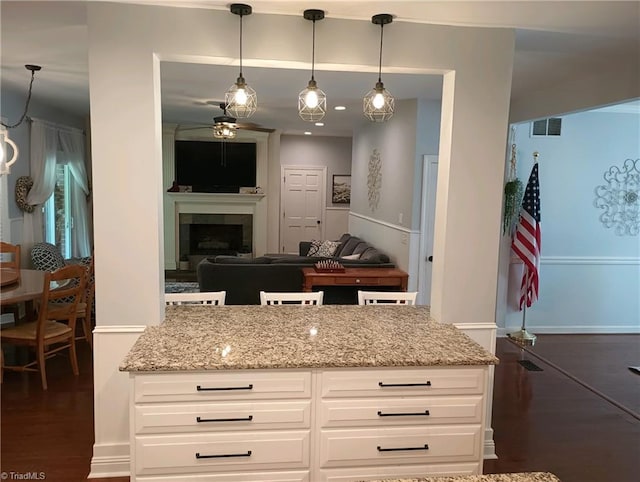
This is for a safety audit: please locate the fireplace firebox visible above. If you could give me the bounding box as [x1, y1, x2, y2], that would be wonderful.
[179, 213, 253, 259]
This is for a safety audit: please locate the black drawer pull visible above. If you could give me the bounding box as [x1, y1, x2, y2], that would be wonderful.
[196, 384, 253, 391]
[377, 410, 430, 417]
[377, 444, 429, 452]
[378, 381, 431, 388]
[196, 415, 253, 423]
[196, 450, 252, 459]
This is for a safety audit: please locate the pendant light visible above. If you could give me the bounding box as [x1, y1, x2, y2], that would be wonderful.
[212, 103, 238, 140]
[363, 14, 394, 122]
[225, 4, 257, 119]
[0, 64, 40, 175]
[298, 9, 326, 122]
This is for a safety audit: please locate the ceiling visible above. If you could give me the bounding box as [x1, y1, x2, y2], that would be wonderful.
[1, 1, 639, 137]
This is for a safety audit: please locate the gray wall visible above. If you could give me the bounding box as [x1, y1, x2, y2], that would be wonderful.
[279, 134, 352, 207]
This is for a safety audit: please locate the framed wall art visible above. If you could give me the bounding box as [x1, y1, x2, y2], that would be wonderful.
[332, 175, 351, 204]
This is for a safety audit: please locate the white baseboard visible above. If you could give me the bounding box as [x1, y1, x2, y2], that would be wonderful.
[498, 325, 640, 337]
[88, 442, 130, 478]
[484, 427, 497, 459]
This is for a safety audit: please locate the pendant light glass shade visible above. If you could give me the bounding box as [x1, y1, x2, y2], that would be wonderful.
[225, 4, 257, 119]
[298, 79, 327, 122]
[363, 14, 394, 122]
[299, 9, 326, 122]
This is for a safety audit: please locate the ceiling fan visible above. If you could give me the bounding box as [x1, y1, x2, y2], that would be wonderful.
[177, 102, 274, 137]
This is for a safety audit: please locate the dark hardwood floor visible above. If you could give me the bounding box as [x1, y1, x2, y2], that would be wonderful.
[1, 335, 639, 481]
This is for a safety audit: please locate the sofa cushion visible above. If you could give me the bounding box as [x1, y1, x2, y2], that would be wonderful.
[332, 233, 352, 257]
[272, 255, 325, 264]
[307, 239, 341, 257]
[338, 236, 362, 256]
[352, 242, 371, 256]
[215, 256, 273, 264]
[340, 253, 361, 260]
[359, 247, 390, 263]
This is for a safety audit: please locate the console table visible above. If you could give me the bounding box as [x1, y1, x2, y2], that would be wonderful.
[302, 267, 408, 293]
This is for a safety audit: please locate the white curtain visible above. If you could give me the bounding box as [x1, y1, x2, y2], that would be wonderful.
[59, 129, 91, 257]
[23, 121, 58, 263]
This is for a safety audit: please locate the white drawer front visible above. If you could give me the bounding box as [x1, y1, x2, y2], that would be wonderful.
[135, 401, 311, 434]
[319, 425, 482, 467]
[136, 470, 310, 481]
[321, 367, 485, 398]
[136, 430, 310, 475]
[319, 463, 480, 481]
[320, 396, 483, 427]
[134, 371, 311, 403]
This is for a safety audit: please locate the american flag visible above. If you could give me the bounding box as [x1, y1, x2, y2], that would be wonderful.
[511, 162, 541, 309]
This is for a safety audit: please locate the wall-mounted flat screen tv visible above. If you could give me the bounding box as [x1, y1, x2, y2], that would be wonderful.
[175, 140, 257, 193]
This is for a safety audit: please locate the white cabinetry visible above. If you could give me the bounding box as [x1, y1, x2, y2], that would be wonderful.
[129, 366, 488, 481]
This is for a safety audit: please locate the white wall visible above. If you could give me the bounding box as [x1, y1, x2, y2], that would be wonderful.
[86, 2, 514, 474]
[499, 110, 640, 334]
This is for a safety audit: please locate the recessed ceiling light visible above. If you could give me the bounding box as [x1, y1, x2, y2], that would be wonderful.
[334, 106, 346, 111]
[304, 131, 312, 135]
[315, 122, 324, 127]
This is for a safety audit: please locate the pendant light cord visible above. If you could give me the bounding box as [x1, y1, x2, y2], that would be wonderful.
[1, 68, 36, 129]
[310, 19, 316, 81]
[238, 13, 244, 78]
[377, 23, 384, 83]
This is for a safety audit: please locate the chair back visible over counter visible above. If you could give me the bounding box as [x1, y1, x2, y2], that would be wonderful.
[260, 291, 324, 305]
[166, 291, 226, 306]
[358, 290, 418, 305]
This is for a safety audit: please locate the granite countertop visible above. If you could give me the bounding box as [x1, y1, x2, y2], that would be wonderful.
[120, 305, 499, 372]
[365, 473, 560, 482]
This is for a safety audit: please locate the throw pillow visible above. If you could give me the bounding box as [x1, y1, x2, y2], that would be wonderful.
[307, 239, 341, 257]
[341, 253, 361, 260]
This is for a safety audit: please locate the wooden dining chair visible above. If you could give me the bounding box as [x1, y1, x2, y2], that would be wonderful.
[260, 291, 324, 305]
[0, 264, 86, 390]
[1, 242, 22, 322]
[165, 291, 226, 306]
[74, 256, 95, 349]
[0, 241, 21, 270]
[357, 290, 418, 305]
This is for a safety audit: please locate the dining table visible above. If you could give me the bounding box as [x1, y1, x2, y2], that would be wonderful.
[1, 268, 46, 322]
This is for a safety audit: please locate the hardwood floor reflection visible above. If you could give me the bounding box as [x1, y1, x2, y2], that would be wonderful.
[484, 336, 640, 482]
[1, 335, 638, 481]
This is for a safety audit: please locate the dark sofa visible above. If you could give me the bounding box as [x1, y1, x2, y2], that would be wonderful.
[197, 233, 394, 304]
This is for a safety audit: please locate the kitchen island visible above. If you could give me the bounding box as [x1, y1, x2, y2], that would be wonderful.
[122, 305, 498, 481]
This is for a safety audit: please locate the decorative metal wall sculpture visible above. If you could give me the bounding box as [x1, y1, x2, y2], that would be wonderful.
[367, 148, 382, 211]
[594, 158, 639, 236]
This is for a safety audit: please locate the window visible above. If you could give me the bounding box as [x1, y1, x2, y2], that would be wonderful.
[44, 162, 72, 258]
[531, 117, 562, 137]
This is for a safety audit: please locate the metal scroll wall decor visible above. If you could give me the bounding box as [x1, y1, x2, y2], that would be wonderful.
[594, 158, 639, 236]
[368, 148, 382, 211]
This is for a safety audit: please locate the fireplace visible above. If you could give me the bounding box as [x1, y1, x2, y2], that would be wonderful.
[179, 213, 253, 259]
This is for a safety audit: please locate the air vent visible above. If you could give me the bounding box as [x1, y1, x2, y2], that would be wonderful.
[531, 117, 562, 137]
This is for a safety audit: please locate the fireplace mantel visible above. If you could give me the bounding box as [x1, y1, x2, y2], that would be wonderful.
[162, 126, 270, 270]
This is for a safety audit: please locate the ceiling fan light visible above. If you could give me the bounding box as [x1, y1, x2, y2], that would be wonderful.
[212, 122, 238, 140]
[225, 75, 257, 118]
[298, 80, 327, 122]
[363, 81, 394, 122]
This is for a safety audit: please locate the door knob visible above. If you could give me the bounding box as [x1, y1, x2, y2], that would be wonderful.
[428, 256, 433, 262]
[317, 220, 321, 224]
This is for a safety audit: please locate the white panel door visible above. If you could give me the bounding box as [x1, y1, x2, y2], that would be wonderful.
[281, 167, 326, 254]
[418, 156, 439, 305]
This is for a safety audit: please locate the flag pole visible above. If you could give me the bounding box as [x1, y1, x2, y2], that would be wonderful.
[508, 151, 540, 347]
[509, 301, 537, 346]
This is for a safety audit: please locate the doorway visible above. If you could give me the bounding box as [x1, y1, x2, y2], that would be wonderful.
[418, 155, 439, 305]
[280, 166, 327, 254]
